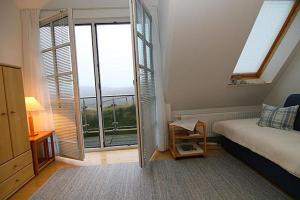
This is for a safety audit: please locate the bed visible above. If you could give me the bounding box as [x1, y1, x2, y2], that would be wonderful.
[213, 94, 300, 199]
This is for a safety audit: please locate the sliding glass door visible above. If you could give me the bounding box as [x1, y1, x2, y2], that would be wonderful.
[96, 24, 137, 147]
[75, 23, 137, 149]
[75, 25, 101, 148]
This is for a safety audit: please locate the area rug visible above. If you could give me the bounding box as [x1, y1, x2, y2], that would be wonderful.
[30, 154, 291, 200]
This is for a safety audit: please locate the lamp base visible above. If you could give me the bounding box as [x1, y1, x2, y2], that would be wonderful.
[30, 132, 39, 137]
[28, 113, 37, 137]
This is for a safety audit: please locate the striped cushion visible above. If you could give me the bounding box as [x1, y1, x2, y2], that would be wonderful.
[258, 104, 299, 130]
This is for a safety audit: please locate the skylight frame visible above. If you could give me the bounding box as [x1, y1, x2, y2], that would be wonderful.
[231, 0, 300, 80]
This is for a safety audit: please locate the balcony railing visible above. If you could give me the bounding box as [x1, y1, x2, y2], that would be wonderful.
[80, 94, 137, 148]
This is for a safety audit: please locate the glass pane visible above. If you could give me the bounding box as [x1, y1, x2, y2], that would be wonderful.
[41, 51, 54, 76]
[145, 13, 151, 42]
[233, 1, 294, 74]
[146, 45, 152, 69]
[40, 24, 52, 50]
[137, 37, 144, 66]
[96, 24, 137, 147]
[75, 25, 97, 97]
[139, 68, 147, 97]
[56, 46, 72, 73]
[102, 96, 137, 147]
[45, 76, 58, 102]
[148, 71, 155, 97]
[58, 74, 74, 99]
[136, 1, 144, 34]
[80, 97, 100, 148]
[97, 24, 134, 94]
[115, 95, 136, 129]
[54, 17, 70, 46]
[75, 25, 100, 148]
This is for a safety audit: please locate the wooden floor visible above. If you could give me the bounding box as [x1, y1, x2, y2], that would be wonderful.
[9, 144, 224, 200]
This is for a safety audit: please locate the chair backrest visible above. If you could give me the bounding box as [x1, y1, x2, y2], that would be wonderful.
[284, 94, 300, 131]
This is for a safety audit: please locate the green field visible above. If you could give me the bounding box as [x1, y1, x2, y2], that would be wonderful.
[82, 104, 137, 137]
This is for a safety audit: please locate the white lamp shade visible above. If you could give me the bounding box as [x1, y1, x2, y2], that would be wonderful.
[25, 97, 44, 112]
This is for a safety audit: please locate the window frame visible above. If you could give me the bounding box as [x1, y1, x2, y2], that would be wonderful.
[231, 0, 300, 80]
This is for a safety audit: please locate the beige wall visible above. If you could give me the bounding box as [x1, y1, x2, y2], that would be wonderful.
[0, 0, 23, 67]
[158, 0, 300, 111]
[160, 0, 275, 111]
[264, 43, 300, 106]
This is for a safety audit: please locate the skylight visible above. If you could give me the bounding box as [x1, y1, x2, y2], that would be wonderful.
[232, 0, 295, 77]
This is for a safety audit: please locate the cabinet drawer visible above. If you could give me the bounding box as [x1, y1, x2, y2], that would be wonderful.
[0, 151, 32, 183]
[0, 163, 34, 200]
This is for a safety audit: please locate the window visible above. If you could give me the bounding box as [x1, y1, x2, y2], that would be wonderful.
[231, 0, 299, 80]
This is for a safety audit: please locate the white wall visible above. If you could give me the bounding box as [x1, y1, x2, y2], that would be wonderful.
[21, 0, 132, 22]
[15, 0, 129, 9]
[0, 0, 23, 67]
[264, 43, 300, 106]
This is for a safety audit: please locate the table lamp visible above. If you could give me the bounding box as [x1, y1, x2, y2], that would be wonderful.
[25, 97, 44, 137]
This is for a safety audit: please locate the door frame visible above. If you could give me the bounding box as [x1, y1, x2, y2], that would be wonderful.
[74, 23, 104, 149]
[69, 9, 85, 160]
[129, 0, 144, 167]
[74, 20, 139, 151]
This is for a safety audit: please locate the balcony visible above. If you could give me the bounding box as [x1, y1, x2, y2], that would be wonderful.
[80, 95, 137, 148]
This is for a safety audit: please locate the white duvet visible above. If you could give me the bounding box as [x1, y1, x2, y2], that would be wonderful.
[213, 118, 300, 178]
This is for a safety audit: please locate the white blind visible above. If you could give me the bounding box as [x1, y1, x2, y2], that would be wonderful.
[134, 0, 156, 163]
[40, 12, 83, 160]
[233, 0, 294, 74]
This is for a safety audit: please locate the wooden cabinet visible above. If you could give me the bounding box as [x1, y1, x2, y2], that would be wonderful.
[0, 68, 13, 165]
[3, 67, 30, 157]
[0, 65, 34, 200]
[0, 164, 34, 200]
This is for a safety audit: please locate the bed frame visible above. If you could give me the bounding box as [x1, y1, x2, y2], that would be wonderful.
[220, 94, 300, 199]
[221, 137, 300, 199]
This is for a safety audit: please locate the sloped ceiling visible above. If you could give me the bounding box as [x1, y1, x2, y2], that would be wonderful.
[159, 0, 276, 111]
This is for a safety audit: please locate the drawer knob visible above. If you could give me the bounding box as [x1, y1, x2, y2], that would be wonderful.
[10, 111, 16, 114]
[1, 113, 6, 116]
[15, 179, 20, 182]
[13, 164, 18, 168]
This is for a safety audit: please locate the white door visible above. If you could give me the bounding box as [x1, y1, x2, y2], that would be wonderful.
[39, 10, 84, 160]
[130, 0, 156, 167]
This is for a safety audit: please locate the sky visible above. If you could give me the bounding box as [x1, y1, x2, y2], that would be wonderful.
[75, 24, 134, 90]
